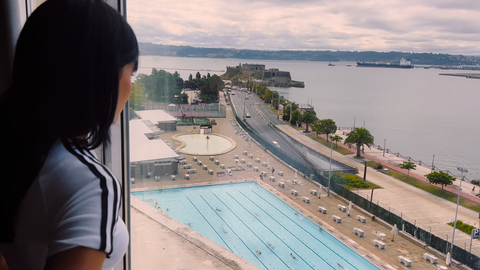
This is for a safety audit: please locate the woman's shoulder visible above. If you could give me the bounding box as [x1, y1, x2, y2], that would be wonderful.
[38, 140, 120, 198]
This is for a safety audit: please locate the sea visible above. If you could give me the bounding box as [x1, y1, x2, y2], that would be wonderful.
[136, 55, 480, 180]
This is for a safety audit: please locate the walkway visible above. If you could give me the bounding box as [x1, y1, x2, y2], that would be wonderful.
[280, 123, 480, 257]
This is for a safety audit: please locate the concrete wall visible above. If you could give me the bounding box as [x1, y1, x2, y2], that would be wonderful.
[158, 122, 177, 131]
[131, 162, 179, 180]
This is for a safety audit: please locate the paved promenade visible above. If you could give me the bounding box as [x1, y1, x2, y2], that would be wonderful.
[281, 123, 480, 258]
[130, 95, 466, 269]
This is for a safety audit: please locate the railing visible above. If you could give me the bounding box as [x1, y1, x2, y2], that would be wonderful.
[330, 180, 480, 269]
[369, 146, 473, 182]
[270, 125, 358, 175]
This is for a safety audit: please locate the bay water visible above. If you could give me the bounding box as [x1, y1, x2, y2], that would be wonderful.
[137, 56, 480, 180]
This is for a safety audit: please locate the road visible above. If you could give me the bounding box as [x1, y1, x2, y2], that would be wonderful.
[230, 90, 340, 171]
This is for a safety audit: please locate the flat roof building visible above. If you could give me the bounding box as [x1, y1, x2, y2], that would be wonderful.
[135, 109, 178, 131]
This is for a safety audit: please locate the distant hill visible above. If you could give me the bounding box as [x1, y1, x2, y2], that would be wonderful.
[139, 42, 480, 66]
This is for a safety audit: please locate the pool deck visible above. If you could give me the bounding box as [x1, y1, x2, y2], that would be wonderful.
[131, 95, 466, 270]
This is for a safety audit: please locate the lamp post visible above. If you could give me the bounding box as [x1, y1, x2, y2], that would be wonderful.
[450, 167, 468, 256]
[383, 139, 386, 157]
[431, 155, 435, 173]
[370, 187, 379, 202]
[327, 142, 333, 196]
[243, 95, 246, 121]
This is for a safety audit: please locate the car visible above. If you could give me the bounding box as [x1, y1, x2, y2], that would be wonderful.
[246, 113, 251, 118]
[272, 141, 280, 148]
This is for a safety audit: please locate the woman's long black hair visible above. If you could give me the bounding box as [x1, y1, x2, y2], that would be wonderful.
[0, 0, 139, 242]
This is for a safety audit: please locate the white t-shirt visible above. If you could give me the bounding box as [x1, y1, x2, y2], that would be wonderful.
[0, 140, 128, 269]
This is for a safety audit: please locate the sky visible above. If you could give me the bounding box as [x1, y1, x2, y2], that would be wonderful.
[127, 0, 480, 55]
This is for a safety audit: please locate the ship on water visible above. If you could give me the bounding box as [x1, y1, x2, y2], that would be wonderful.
[356, 58, 414, 69]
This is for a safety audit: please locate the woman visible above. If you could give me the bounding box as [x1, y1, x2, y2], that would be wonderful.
[0, 0, 138, 269]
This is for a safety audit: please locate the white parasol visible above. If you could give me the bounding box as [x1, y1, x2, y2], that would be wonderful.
[348, 201, 353, 216]
[446, 252, 451, 266]
[391, 224, 399, 242]
[295, 170, 297, 179]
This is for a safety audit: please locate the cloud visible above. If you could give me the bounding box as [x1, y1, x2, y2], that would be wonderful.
[127, 0, 480, 55]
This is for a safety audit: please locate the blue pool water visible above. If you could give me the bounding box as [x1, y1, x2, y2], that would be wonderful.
[133, 182, 380, 270]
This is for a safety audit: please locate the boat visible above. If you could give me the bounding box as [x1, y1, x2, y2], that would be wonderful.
[356, 58, 413, 69]
[328, 62, 335, 66]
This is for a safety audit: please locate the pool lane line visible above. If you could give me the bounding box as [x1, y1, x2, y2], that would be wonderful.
[208, 193, 293, 270]
[185, 196, 233, 253]
[198, 194, 272, 270]
[212, 192, 296, 269]
[246, 189, 359, 270]
[248, 189, 358, 269]
[225, 191, 324, 270]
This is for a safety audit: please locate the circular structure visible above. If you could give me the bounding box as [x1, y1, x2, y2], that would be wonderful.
[173, 133, 236, 155]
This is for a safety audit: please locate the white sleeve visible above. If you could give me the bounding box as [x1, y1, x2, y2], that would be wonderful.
[44, 146, 122, 258]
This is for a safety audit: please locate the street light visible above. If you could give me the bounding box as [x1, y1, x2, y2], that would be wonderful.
[243, 95, 246, 121]
[370, 187, 379, 202]
[327, 142, 333, 196]
[383, 139, 386, 157]
[431, 155, 435, 173]
[450, 166, 468, 256]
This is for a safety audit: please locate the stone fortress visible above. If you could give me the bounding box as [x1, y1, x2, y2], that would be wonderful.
[227, 63, 305, 88]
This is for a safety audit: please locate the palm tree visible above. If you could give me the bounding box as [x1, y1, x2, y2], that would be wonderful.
[330, 135, 342, 147]
[300, 111, 317, 132]
[344, 128, 374, 157]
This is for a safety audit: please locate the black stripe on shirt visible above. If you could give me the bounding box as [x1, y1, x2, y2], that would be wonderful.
[83, 149, 120, 257]
[62, 141, 110, 255]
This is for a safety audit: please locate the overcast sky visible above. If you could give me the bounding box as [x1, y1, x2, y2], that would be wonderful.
[127, 0, 480, 55]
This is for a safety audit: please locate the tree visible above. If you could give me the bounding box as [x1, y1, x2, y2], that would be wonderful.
[136, 68, 178, 103]
[173, 71, 184, 89]
[231, 75, 239, 87]
[262, 89, 274, 103]
[344, 127, 375, 157]
[310, 120, 321, 138]
[291, 102, 299, 112]
[300, 111, 317, 132]
[272, 98, 280, 110]
[330, 135, 342, 147]
[180, 93, 189, 104]
[283, 105, 291, 121]
[291, 110, 301, 125]
[425, 171, 456, 190]
[129, 81, 146, 110]
[399, 161, 416, 178]
[318, 119, 337, 142]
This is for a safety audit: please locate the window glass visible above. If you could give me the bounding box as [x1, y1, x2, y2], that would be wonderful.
[126, 1, 480, 269]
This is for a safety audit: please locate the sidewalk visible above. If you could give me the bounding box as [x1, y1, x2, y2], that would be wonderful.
[283, 124, 480, 256]
[333, 129, 480, 204]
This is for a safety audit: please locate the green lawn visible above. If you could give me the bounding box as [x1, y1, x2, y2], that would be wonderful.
[366, 162, 480, 212]
[307, 135, 353, 155]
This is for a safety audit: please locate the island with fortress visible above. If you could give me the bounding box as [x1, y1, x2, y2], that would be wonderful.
[223, 63, 305, 88]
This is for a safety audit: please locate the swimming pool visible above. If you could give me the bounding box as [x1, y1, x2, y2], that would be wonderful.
[133, 182, 380, 270]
